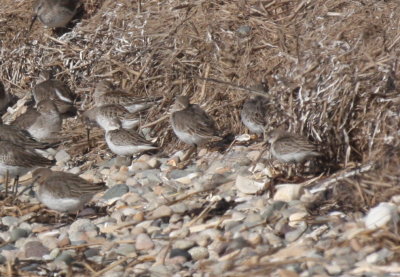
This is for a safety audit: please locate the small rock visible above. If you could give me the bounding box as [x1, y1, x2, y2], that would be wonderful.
[169, 248, 192, 262]
[150, 205, 172, 219]
[188, 246, 209, 261]
[170, 203, 188, 214]
[288, 212, 309, 227]
[235, 175, 265, 194]
[135, 233, 155, 251]
[10, 228, 29, 242]
[68, 219, 98, 244]
[102, 184, 129, 201]
[364, 202, 398, 230]
[24, 241, 50, 258]
[129, 161, 151, 172]
[137, 154, 152, 162]
[2, 216, 20, 227]
[126, 177, 139, 186]
[173, 240, 196, 250]
[175, 172, 200, 184]
[325, 263, 342, 275]
[69, 167, 81, 174]
[84, 248, 100, 259]
[115, 244, 136, 256]
[147, 157, 161, 168]
[274, 184, 302, 202]
[54, 251, 74, 265]
[285, 222, 307, 242]
[365, 248, 394, 264]
[55, 150, 71, 164]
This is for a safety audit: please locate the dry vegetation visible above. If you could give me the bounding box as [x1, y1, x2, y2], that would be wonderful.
[1, 0, 400, 273]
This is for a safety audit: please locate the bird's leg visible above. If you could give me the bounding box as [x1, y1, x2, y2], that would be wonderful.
[4, 170, 9, 197]
[12, 176, 19, 197]
[86, 127, 91, 151]
[177, 146, 197, 169]
[182, 145, 196, 161]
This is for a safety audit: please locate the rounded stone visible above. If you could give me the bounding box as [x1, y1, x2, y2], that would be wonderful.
[10, 228, 30, 242]
[135, 233, 155, 251]
[24, 241, 50, 258]
[102, 184, 129, 200]
[188, 246, 209, 261]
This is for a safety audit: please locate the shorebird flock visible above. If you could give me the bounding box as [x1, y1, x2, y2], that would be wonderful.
[0, 0, 323, 214]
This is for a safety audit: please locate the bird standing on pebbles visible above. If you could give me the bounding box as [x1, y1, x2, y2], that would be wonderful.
[12, 100, 62, 142]
[32, 168, 107, 213]
[0, 141, 54, 194]
[82, 104, 142, 131]
[0, 120, 55, 150]
[94, 80, 162, 113]
[105, 120, 158, 156]
[171, 96, 220, 161]
[267, 129, 322, 164]
[241, 83, 269, 136]
[30, 0, 80, 30]
[32, 71, 76, 116]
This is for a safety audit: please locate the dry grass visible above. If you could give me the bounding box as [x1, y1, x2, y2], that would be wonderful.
[1, 1, 400, 272]
[2, 0, 400, 206]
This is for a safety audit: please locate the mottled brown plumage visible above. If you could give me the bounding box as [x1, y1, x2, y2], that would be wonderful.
[33, 71, 76, 115]
[268, 129, 321, 163]
[0, 141, 54, 178]
[30, 0, 79, 29]
[94, 81, 162, 113]
[12, 100, 62, 141]
[32, 168, 107, 213]
[170, 96, 220, 147]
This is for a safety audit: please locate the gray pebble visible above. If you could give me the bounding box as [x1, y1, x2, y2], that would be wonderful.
[170, 248, 192, 261]
[2, 216, 20, 227]
[173, 240, 196, 250]
[24, 241, 50, 258]
[188, 246, 209, 261]
[54, 251, 74, 265]
[103, 184, 129, 200]
[10, 228, 29, 242]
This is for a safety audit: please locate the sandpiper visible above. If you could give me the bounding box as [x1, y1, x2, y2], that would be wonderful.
[0, 141, 54, 184]
[105, 120, 157, 156]
[94, 81, 162, 113]
[12, 100, 62, 142]
[82, 104, 141, 131]
[0, 121, 55, 150]
[30, 0, 79, 30]
[267, 129, 322, 164]
[170, 96, 220, 147]
[241, 83, 269, 136]
[32, 168, 107, 213]
[0, 81, 11, 115]
[32, 71, 76, 116]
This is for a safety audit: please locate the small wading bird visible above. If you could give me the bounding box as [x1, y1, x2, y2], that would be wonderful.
[0, 141, 54, 196]
[12, 100, 62, 142]
[170, 96, 221, 161]
[32, 168, 107, 213]
[241, 82, 269, 137]
[29, 0, 80, 30]
[266, 129, 322, 175]
[32, 70, 76, 116]
[93, 80, 162, 113]
[105, 119, 158, 156]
